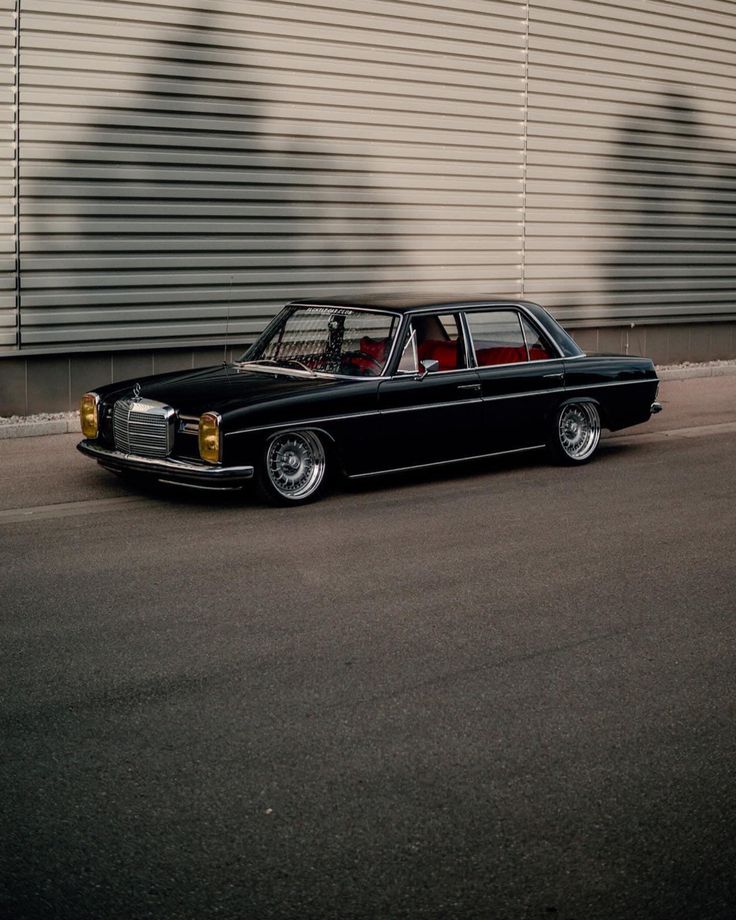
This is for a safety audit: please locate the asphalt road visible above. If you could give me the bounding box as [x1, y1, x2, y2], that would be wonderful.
[1, 376, 735, 920]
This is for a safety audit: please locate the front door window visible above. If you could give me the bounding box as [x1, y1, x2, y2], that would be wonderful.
[396, 313, 467, 374]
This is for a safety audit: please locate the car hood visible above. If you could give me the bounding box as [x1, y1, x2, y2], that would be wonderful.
[112, 364, 349, 417]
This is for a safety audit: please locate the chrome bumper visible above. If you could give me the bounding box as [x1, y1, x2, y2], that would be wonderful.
[651, 401, 663, 414]
[77, 439, 254, 489]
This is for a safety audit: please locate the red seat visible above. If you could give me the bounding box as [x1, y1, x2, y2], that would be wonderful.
[418, 339, 458, 370]
[528, 345, 551, 361]
[475, 345, 526, 366]
[360, 336, 387, 361]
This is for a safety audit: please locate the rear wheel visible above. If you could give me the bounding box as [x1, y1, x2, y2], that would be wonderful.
[257, 429, 328, 505]
[550, 402, 601, 464]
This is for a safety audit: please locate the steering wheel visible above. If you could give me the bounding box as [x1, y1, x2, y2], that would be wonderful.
[342, 351, 383, 373]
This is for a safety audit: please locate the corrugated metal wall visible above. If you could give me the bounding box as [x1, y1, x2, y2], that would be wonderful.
[0, 0, 16, 347]
[18, 0, 526, 350]
[6, 0, 736, 355]
[525, 0, 736, 329]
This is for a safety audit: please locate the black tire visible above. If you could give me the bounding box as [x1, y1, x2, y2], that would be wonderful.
[256, 429, 329, 505]
[549, 401, 601, 465]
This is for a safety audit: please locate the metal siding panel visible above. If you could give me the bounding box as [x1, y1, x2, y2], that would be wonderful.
[524, 0, 736, 327]
[537, 0, 736, 36]
[0, 2, 14, 349]
[19, 0, 526, 347]
[21, 6, 525, 61]
[17, 0, 736, 352]
[23, 51, 525, 96]
[21, 31, 523, 85]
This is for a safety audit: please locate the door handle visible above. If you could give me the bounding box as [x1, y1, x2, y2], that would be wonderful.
[543, 372, 564, 382]
[457, 383, 481, 392]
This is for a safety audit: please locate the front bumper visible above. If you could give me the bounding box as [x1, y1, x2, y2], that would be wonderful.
[77, 439, 254, 490]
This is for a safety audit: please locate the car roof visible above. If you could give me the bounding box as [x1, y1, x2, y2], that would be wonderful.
[285, 296, 584, 359]
[286, 296, 546, 316]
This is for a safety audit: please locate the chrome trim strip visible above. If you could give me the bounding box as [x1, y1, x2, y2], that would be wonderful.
[381, 397, 483, 415]
[482, 387, 564, 402]
[389, 356, 566, 378]
[225, 410, 381, 437]
[157, 479, 243, 492]
[77, 440, 254, 483]
[566, 378, 655, 391]
[476, 356, 563, 370]
[348, 444, 547, 479]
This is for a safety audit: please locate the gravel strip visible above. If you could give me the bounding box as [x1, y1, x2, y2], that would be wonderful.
[656, 359, 736, 380]
[0, 411, 81, 439]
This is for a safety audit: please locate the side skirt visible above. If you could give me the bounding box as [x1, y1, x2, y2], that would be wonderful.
[346, 444, 547, 480]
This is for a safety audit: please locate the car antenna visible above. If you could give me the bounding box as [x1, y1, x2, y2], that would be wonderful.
[224, 273, 233, 364]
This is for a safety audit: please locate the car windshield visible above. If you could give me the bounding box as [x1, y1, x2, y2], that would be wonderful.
[239, 305, 399, 378]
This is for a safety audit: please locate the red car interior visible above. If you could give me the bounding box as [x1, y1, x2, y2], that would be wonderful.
[417, 339, 460, 370]
[349, 335, 551, 374]
[475, 344, 551, 366]
[359, 336, 388, 361]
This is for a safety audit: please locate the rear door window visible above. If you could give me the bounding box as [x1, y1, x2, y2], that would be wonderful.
[465, 310, 527, 367]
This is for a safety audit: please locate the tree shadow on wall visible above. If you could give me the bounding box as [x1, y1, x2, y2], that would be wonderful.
[604, 91, 736, 357]
[24, 4, 405, 352]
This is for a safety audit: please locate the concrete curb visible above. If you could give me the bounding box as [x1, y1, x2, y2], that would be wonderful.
[656, 363, 736, 381]
[2, 362, 736, 439]
[0, 417, 81, 440]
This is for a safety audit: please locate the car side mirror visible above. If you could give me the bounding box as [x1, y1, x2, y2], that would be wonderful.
[419, 358, 439, 378]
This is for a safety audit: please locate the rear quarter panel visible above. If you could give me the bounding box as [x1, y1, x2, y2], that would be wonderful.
[563, 355, 659, 431]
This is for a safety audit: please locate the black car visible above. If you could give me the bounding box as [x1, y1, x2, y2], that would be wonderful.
[78, 298, 661, 504]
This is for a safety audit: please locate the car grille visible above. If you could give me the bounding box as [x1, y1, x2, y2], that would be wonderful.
[113, 398, 174, 457]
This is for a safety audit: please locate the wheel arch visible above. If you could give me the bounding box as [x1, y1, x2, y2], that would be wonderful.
[260, 425, 346, 477]
[549, 394, 609, 430]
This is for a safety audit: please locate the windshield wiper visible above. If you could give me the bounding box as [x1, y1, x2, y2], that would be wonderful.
[236, 358, 318, 377]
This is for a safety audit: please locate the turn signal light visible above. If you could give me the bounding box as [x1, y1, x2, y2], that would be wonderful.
[198, 412, 221, 464]
[79, 393, 99, 438]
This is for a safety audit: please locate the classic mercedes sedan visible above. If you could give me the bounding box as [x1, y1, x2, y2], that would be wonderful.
[78, 298, 661, 504]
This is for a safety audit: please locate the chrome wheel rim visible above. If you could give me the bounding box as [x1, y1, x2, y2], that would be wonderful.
[558, 403, 600, 460]
[266, 431, 325, 500]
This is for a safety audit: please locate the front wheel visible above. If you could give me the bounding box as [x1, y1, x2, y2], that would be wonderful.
[256, 430, 328, 505]
[549, 402, 601, 465]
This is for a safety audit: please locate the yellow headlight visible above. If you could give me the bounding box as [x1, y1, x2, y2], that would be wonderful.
[198, 412, 221, 463]
[80, 393, 99, 438]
